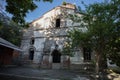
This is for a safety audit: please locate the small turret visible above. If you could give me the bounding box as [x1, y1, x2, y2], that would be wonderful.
[62, 2, 76, 9]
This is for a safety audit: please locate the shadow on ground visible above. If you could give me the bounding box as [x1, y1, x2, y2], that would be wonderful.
[0, 66, 117, 80]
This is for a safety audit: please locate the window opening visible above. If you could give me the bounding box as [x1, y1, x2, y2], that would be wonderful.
[55, 19, 60, 28]
[30, 38, 34, 45]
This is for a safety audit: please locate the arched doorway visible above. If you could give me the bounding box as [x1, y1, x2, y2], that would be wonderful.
[29, 48, 34, 60]
[83, 47, 91, 62]
[52, 49, 61, 63]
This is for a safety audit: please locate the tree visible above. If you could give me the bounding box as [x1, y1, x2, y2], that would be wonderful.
[67, 0, 120, 76]
[0, 0, 53, 45]
[0, 13, 22, 46]
[5, 0, 53, 26]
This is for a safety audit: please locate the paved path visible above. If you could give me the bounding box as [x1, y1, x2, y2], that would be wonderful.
[0, 66, 93, 80]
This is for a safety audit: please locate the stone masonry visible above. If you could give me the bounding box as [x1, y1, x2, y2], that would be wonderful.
[21, 3, 95, 69]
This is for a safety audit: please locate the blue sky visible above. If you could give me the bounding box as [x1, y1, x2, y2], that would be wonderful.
[0, 0, 104, 23]
[25, 0, 104, 22]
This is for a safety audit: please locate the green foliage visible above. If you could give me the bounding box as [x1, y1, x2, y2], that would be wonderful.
[0, 23, 22, 46]
[0, 14, 22, 46]
[107, 26, 120, 66]
[67, 0, 120, 72]
[5, 0, 53, 26]
[43, 0, 53, 3]
[24, 22, 30, 28]
[68, 29, 91, 48]
[0, 0, 53, 45]
[62, 1, 67, 5]
[5, 0, 37, 25]
[62, 41, 74, 56]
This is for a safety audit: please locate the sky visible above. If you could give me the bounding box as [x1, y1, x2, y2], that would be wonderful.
[25, 0, 104, 22]
[0, 0, 104, 23]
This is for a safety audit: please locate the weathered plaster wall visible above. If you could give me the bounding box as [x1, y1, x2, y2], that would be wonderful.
[21, 3, 94, 68]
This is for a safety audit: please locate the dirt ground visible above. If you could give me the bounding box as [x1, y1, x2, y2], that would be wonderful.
[0, 66, 120, 80]
[0, 66, 93, 80]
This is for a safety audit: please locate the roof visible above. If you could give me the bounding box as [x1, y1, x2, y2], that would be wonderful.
[0, 37, 22, 51]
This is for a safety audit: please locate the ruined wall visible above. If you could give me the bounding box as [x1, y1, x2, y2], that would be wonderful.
[21, 3, 95, 69]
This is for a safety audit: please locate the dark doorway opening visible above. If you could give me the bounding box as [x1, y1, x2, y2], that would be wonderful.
[83, 47, 91, 61]
[52, 49, 61, 63]
[29, 49, 34, 60]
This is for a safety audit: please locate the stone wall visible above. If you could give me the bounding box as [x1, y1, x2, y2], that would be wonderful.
[21, 3, 95, 69]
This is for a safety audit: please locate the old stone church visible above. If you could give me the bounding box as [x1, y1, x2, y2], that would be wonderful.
[21, 3, 95, 69]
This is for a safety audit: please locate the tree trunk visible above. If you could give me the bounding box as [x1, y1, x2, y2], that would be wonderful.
[95, 37, 108, 74]
[95, 50, 108, 79]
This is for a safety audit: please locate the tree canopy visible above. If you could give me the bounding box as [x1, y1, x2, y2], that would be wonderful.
[0, 13, 22, 46]
[0, 0, 53, 45]
[67, 0, 120, 75]
[5, 0, 53, 26]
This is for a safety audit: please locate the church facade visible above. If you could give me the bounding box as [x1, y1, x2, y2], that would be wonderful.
[21, 3, 95, 69]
